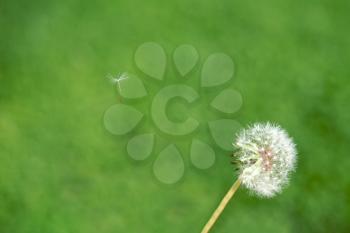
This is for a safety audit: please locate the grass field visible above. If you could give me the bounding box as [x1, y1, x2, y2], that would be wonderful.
[1, 0, 350, 232]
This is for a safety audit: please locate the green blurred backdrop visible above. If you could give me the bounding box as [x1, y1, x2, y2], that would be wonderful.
[1, 0, 350, 232]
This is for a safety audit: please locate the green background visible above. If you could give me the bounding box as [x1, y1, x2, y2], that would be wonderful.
[1, 0, 350, 232]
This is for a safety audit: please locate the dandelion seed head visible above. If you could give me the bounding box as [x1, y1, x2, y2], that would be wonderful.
[233, 122, 297, 198]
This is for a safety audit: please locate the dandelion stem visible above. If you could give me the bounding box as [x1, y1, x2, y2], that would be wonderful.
[201, 178, 242, 233]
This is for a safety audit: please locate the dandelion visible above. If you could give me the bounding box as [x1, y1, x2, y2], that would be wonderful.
[201, 122, 297, 233]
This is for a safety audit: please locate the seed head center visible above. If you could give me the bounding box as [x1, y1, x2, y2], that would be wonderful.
[259, 147, 273, 171]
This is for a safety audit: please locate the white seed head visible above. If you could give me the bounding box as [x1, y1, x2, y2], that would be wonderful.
[233, 122, 297, 198]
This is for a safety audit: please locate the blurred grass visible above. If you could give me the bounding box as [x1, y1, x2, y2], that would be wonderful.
[1, 0, 350, 232]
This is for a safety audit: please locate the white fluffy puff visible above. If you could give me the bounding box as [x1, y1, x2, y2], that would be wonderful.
[233, 123, 297, 197]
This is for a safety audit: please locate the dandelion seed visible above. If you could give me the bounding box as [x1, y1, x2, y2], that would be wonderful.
[107, 72, 129, 92]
